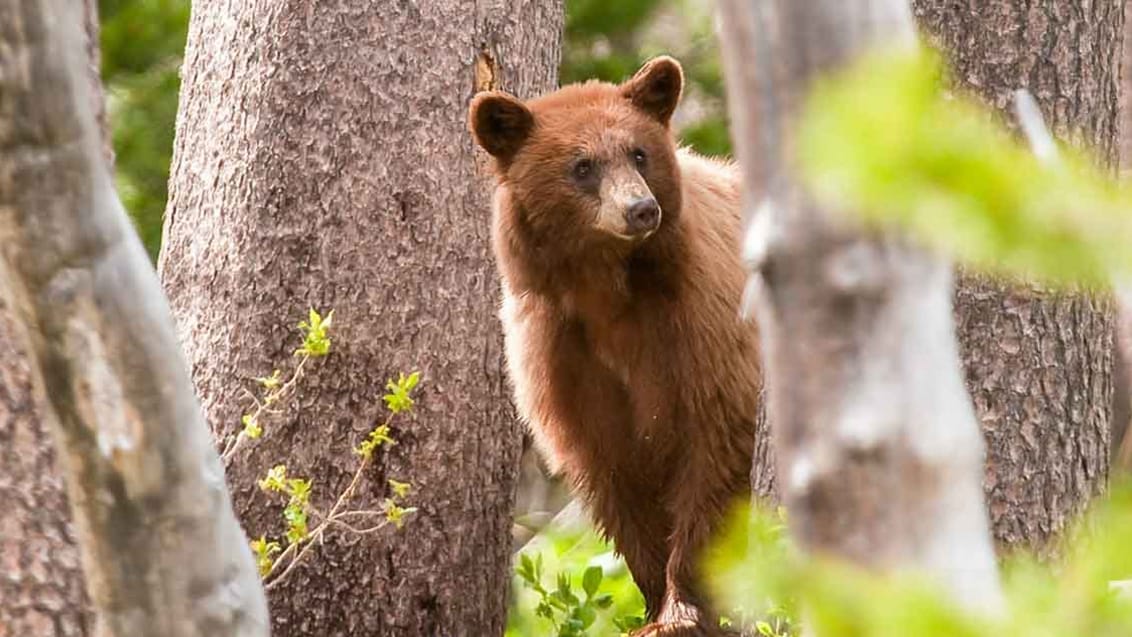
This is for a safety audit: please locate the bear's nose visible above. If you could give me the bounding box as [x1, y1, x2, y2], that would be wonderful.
[624, 197, 661, 235]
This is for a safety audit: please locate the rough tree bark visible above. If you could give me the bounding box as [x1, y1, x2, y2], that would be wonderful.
[0, 309, 90, 637]
[0, 1, 269, 635]
[911, 0, 1119, 553]
[160, 1, 563, 634]
[1, 1, 111, 634]
[1112, 0, 1132, 473]
[717, 0, 1003, 610]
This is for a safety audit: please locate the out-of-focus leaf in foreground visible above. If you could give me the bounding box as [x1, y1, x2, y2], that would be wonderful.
[796, 47, 1132, 287]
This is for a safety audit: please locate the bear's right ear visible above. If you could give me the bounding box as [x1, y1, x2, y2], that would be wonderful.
[468, 92, 534, 161]
[621, 56, 683, 126]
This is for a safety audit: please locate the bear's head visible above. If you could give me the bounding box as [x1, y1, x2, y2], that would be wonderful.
[469, 56, 684, 247]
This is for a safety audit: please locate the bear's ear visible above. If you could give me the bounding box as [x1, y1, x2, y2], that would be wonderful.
[621, 56, 683, 126]
[468, 91, 534, 161]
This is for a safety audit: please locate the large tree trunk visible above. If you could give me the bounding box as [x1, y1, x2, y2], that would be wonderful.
[0, 0, 269, 635]
[160, 1, 563, 634]
[0, 310, 90, 636]
[1112, 0, 1132, 473]
[717, 0, 1002, 611]
[912, 0, 1119, 553]
[1, 1, 111, 634]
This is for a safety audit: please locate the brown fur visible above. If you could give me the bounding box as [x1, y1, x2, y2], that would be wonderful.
[469, 57, 761, 636]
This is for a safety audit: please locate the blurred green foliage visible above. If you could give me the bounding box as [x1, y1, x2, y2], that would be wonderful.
[99, 0, 189, 260]
[798, 47, 1132, 287]
[707, 483, 1132, 637]
[562, 0, 732, 157]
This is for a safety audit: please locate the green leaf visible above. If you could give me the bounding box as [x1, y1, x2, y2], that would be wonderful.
[797, 46, 1132, 286]
[383, 498, 416, 529]
[241, 414, 262, 439]
[355, 424, 397, 458]
[255, 369, 282, 391]
[388, 478, 412, 499]
[576, 604, 597, 628]
[582, 565, 602, 598]
[296, 308, 333, 357]
[258, 464, 288, 492]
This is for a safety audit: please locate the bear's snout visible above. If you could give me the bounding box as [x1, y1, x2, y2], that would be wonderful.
[625, 197, 661, 236]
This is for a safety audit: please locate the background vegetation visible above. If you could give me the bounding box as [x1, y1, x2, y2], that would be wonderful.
[100, 0, 730, 260]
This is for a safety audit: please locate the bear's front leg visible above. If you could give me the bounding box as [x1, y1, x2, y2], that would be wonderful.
[585, 469, 672, 617]
[635, 438, 751, 637]
[632, 597, 716, 636]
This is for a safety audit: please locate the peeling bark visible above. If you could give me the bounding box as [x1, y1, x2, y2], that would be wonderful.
[718, 0, 1002, 610]
[913, 0, 1119, 553]
[0, 1, 268, 635]
[160, 1, 563, 634]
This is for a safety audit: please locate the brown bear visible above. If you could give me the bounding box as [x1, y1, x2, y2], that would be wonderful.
[468, 56, 761, 636]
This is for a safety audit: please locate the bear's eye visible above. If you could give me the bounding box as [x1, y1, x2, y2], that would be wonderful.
[631, 148, 647, 169]
[572, 158, 595, 181]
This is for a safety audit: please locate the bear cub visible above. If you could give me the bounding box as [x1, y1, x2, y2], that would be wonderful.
[469, 57, 762, 636]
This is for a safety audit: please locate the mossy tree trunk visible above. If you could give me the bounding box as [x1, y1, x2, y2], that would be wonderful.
[160, 1, 564, 634]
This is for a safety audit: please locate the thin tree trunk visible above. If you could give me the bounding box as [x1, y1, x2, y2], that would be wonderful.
[717, 0, 1003, 610]
[912, 0, 1119, 554]
[160, 1, 563, 634]
[1, 1, 110, 634]
[0, 1, 269, 635]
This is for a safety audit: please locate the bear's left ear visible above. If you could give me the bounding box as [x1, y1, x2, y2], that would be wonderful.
[621, 56, 684, 126]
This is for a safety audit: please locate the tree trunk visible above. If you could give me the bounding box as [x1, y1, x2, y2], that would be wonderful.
[0, 308, 91, 636]
[1112, 0, 1132, 473]
[160, 1, 563, 634]
[1, 1, 110, 634]
[0, 0, 269, 635]
[717, 0, 1002, 610]
[912, 0, 1119, 554]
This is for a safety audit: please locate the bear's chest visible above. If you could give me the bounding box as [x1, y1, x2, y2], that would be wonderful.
[581, 312, 683, 432]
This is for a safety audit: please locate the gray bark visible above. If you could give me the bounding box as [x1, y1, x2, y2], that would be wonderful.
[160, 1, 563, 634]
[0, 1, 269, 635]
[913, 0, 1119, 554]
[717, 0, 1002, 610]
[1, 2, 112, 634]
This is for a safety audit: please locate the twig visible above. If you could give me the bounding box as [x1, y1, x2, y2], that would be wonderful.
[222, 354, 311, 464]
[260, 413, 397, 589]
